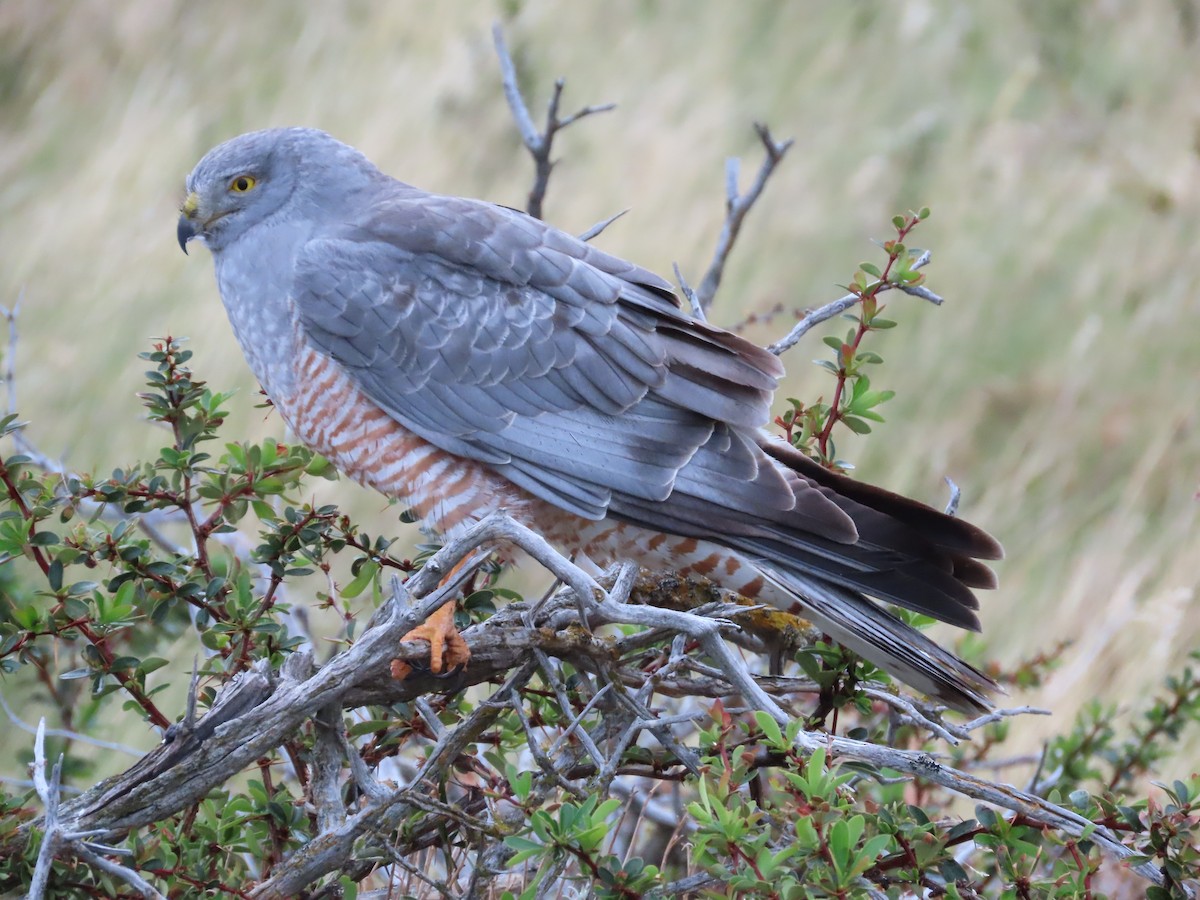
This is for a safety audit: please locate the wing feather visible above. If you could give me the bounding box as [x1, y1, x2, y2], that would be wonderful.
[291, 189, 780, 516]
[288, 183, 1001, 688]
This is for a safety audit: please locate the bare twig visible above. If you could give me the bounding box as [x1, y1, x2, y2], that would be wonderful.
[767, 249, 939, 356]
[2, 290, 21, 417]
[578, 208, 628, 242]
[510, 693, 588, 800]
[381, 844, 454, 899]
[72, 842, 166, 899]
[963, 705, 1052, 732]
[673, 263, 704, 322]
[335, 722, 388, 804]
[29, 718, 64, 900]
[0, 690, 142, 757]
[808, 731, 1172, 890]
[695, 123, 794, 312]
[533, 649, 606, 767]
[943, 477, 962, 517]
[492, 23, 615, 219]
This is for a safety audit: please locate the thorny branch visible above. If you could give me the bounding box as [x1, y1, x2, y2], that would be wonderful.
[13, 511, 1180, 896]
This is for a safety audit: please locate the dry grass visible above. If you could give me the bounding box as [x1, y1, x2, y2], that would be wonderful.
[0, 1, 1197, 768]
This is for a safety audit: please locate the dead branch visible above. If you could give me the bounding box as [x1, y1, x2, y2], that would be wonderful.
[695, 123, 794, 313]
[492, 24, 615, 220]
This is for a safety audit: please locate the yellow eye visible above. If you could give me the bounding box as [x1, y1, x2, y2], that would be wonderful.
[229, 175, 256, 193]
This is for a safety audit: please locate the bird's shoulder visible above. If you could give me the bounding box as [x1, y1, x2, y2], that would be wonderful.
[307, 182, 682, 314]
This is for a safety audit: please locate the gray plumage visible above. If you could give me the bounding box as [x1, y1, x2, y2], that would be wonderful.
[180, 127, 1003, 712]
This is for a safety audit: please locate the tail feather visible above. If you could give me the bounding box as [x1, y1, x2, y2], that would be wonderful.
[760, 566, 999, 714]
[760, 439, 1004, 559]
[609, 430, 1004, 711]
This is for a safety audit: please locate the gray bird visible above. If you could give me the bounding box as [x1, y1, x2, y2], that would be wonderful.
[179, 127, 1002, 711]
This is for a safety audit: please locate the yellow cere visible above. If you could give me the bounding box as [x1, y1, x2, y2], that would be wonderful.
[180, 191, 200, 216]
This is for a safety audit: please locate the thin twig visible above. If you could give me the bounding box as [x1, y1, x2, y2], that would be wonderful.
[381, 844, 454, 899]
[578, 208, 629, 242]
[767, 249, 939, 356]
[695, 123, 794, 312]
[673, 263, 704, 322]
[29, 718, 64, 900]
[0, 690, 142, 757]
[2, 290, 22, 417]
[536, 651, 607, 766]
[415, 697, 446, 739]
[510, 694, 589, 800]
[335, 723, 388, 804]
[962, 705, 1051, 733]
[492, 23, 615, 219]
[943, 477, 962, 517]
[72, 842, 166, 899]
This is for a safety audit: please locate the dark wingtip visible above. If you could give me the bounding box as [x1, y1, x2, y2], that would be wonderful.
[760, 437, 1004, 561]
[953, 556, 1000, 590]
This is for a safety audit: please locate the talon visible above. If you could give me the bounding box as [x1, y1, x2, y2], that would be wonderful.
[392, 603, 471, 680]
[434, 663, 466, 681]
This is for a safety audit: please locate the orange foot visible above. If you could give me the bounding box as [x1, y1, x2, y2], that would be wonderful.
[391, 602, 471, 680]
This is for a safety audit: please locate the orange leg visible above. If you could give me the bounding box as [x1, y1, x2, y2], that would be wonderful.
[390, 557, 474, 679]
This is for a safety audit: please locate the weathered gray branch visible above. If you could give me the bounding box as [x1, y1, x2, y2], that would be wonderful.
[493, 24, 614, 220]
[251, 661, 538, 899]
[695, 123, 794, 313]
[28, 719, 62, 900]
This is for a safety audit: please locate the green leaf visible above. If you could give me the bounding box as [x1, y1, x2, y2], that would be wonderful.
[860, 833, 891, 863]
[305, 454, 335, 477]
[504, 835, 545, 865]
[341, 560, 380, 598]
[754, 710, 783, 748]
[47, 559, 63, 592]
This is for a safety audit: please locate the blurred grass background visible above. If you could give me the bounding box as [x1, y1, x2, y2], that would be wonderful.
[0, 1, 1196, 770]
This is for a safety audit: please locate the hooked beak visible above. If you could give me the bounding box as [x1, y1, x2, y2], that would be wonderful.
[177, 191, 201, 254]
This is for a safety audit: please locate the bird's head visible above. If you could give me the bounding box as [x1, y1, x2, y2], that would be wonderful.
[178, 128, 307, 255]
[181, 127, 352, 254]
